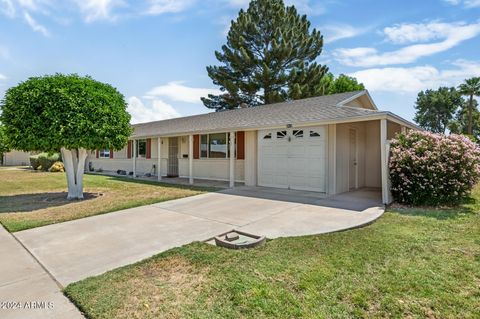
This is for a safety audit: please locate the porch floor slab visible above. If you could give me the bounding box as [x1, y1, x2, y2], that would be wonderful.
[87, 171, 242, 188]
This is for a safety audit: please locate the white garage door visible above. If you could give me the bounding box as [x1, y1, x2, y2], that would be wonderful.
[258, 126, 327, 192]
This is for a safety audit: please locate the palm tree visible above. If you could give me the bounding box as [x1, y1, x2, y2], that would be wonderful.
[458, 77, 480, 135]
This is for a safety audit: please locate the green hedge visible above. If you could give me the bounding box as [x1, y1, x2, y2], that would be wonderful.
[30, 153, 62, 171]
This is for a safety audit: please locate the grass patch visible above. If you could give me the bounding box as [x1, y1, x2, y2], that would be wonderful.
[0, 170, 210, 232]
[65, 187, 480, 318]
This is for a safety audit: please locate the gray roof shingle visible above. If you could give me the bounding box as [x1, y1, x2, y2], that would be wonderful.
[132, 91, 380, 137]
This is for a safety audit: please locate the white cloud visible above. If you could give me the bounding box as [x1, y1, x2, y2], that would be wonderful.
[145, 0, 194, 15]
[0, 73, 7, 80]
[444, 0, 480, 8]
[75, 0, 125, 22]
[145, 82, 221, 104]
[227, 0, 325, 15]
[321, 24, 368, 44]
[285, 0, 325, 15]
[383, 22, 452, 44]
[350, 59, 480, 93]
[18, 0, 40, 11]
[127, 96, 180, 124]
[18, 0, 53, 15]
[0, 0, 15, 17]
[24, 12, 50, 36]
[334, 21, 480, 67]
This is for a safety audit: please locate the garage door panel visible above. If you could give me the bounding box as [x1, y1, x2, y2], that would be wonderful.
[258, 126, 326, 192]
[288, 158, 307, 175]
[274, 175, 288, 186]
[307, 164, 324, 176]
[307, 144, 326, 157]
[289, 145, 306, 157]
[274, 145, 289, 156]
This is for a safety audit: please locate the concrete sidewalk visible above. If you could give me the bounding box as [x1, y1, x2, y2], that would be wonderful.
[0, 226, 83, 319]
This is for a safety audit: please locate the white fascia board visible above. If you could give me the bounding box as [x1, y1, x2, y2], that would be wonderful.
[385, 112, 422, 131]
[336, 90, 378, 110]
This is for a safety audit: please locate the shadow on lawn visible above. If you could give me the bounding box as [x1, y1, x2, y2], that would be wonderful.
[388, 197, 476, 220]
[99, 174, 217, 192]
[0, 192, 101, 213]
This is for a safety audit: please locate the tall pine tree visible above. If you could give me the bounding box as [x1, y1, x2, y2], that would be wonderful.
[202, 0, 328, 111]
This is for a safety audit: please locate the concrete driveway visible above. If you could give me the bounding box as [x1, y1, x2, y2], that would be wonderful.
[15, 187, 383, 287]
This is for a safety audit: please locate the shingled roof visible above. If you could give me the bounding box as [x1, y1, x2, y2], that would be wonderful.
[132, 90, 382, 137]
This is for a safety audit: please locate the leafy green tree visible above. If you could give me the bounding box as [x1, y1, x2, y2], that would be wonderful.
[458, 77, 480, 135]
[0, 74, 132, 199]
[320, 73, 365, 95]
[202, 0, 328, 111]
[0, 124, 10, 165]
[449, 99, 480, 140]
[414, 87, 463, 134]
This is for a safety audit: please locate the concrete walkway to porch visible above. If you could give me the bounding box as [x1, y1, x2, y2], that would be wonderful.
[14, 187, 383, 288]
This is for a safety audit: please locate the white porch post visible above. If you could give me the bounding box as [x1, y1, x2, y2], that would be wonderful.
[132, 139, 137, 178]
[401, 125, 407, 134]
[157, 137, 162, 181]
[327, 124, 337, 196]
[380, 119, 388, 204]
[189, 134, 194, 184]
[229, 131, 235, 188]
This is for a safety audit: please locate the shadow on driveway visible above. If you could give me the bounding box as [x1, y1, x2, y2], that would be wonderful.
[219, 186, 382, 212]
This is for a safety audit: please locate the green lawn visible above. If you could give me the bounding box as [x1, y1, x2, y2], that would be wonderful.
[0, 169, 209, 232]
[65, 187, 480, 319]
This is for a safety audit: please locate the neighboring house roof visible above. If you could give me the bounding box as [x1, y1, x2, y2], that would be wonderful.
[132, 90, 414, 138]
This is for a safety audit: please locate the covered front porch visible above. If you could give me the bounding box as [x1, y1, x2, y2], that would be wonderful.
[128, 131, 249, 188]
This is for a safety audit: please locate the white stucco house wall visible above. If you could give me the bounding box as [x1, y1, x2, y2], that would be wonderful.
[1, 150, 31, 166]
[87, 90, 419, 204]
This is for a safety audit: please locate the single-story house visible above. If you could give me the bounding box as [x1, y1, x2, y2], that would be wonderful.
[1, 150, 32, 166]
[87, 90, 418, 204]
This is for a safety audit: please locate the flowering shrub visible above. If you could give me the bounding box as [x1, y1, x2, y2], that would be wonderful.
[389, 131, 480, 206]
[49, 161, 65, 172]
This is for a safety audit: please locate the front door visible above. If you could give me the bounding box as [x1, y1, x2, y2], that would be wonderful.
[167, 137, 179, 177]
[349, 128, 357, 189]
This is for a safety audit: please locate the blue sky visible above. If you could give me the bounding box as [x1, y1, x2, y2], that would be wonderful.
[0, 0, 479, 124]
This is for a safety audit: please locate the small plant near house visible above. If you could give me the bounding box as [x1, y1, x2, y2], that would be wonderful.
[389, 130, 480, 206]
[29, 155, 41, 170]
[49, 161, 65, 172]
[29, 153, 61, 171]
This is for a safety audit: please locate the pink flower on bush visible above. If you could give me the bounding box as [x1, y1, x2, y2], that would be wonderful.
[389, 131, 480, 206]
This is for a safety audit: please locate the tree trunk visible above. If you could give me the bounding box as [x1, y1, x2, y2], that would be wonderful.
[468, 94, 473, 135]
[61, 148, 87, 200]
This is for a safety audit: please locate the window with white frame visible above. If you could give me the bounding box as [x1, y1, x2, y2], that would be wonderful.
[99, 149, 110, 158]
[136, 139, 146, 158]
[293, 130, 303, 138]
[276, 130, 287, 139]
[310, 130, 321, 137]
[200, 133, 236, 159]
[200, 134, 208, 158]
